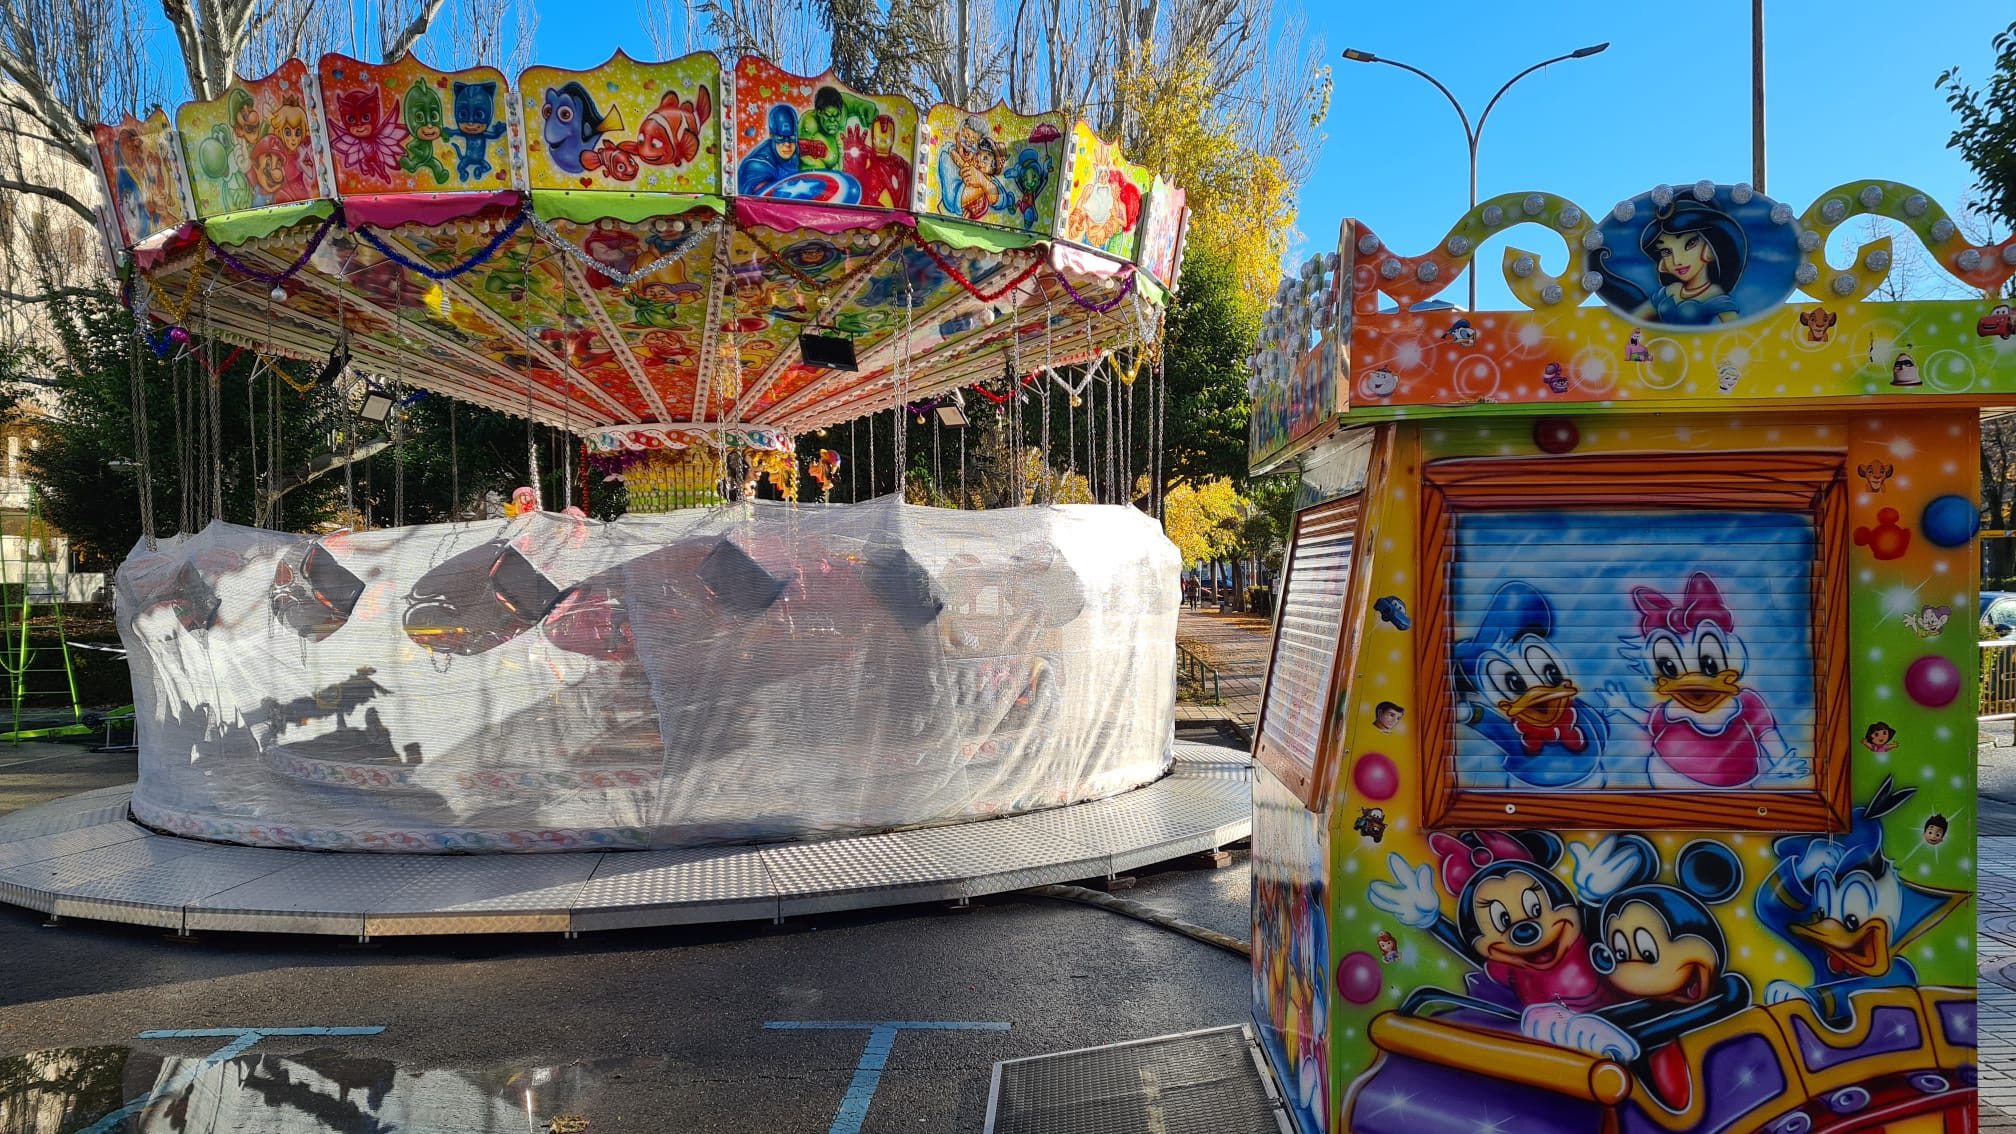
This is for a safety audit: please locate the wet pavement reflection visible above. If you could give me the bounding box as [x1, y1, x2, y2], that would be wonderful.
[0, 1046, 615, 1133]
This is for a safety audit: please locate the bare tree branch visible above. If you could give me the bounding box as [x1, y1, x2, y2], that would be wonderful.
[383, 0, 449, 62]
[0, 175, 92, 223]
[0, 284, 104, 304]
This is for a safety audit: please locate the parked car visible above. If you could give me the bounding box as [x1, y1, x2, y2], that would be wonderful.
[1980, 304, 2014, 340]
[1982, 591, 2016, 639]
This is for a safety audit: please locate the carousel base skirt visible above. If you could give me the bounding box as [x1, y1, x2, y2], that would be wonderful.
[0, 741, 1249, 939]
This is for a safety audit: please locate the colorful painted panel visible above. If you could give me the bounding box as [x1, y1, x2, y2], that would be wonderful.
[1315, 412, 1977, 1134]
[1447, 511, 1817, 793]
[1056, 123, 1150, 258]
[176, 59, 328, 216]
[318, 53, 517, 194]
[519, 51, 722, 194]
[1253, 766, 1330, 1133]
[1585, 184, 1802, 329]
[915, 104, 1064, 233]
[92, 111, 191, 246]
[731, 57, 917, 209]
[1134, 177, 1186, 285]
[1343, 183, 2016, 418]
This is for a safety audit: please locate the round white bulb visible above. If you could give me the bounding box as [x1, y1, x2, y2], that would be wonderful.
[1357, 234, 1381, 255]
[1482, 205, 1505, 227]
[1511, 255, 1536, 278]
[1902, 194, 1929, 217]
[1613, 201, 1636, 223]
[1770, 203, 1795, 226]
[1446, 235, 1473, 257]
[1380, 258, 1403, 279]
[1650, 184, 1674, 207]
[1692, 179, 1716, 201]
[1797, 230, 1822, 253]
[2002, 244, 2016, 266]
[1864, 249, 1891, 272]
[1581, 229, 1605, 251]
[1416, 262, 1440, 283]
[1522, 193, 1546, 216]
[1539, 282, 1564, 305]
[1930, 218, 1957, 241]
[1859, 185, 1885, 210]
[1795, 263, 1819, 285]
[1730, 183, 1754, 204]
[1557, 206, 1583, 229]
[1957, 249, 1983, 272]
[1830, 273, 1857, 296]
[1820, 198, 1848, 224]
[1581, 270, 1606, 291]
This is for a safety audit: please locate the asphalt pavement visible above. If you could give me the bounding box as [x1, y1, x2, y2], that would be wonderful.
[0, 740, 1254, 1133]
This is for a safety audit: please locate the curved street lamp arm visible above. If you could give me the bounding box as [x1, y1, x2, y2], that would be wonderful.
[1475, 52, 1580, 142]
[1369, 57, 1474, 147]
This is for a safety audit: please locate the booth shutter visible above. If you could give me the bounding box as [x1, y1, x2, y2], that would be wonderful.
[1256, 495, 1361, 795]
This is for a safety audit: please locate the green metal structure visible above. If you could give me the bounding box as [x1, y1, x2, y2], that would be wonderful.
[0, 488, 86, 740]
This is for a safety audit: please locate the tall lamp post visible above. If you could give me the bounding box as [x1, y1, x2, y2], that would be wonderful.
[1340, 43, 1609, 309]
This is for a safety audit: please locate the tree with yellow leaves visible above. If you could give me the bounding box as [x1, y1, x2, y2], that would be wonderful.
[1161, 477, 1248, 570]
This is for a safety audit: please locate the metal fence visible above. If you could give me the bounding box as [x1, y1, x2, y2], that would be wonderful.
[1983, 640, 2016, 718]
[1176, 643, 1221, 705]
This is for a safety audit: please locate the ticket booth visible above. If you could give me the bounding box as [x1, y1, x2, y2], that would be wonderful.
[1247, 181, 2009, 1134]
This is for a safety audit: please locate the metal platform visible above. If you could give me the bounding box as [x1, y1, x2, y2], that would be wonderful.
[0, 742, 1250, 939]
[985, 1024, 1291, 1134]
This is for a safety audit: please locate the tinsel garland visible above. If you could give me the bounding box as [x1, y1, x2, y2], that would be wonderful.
[910, 235, 1044, 302]
[353, 210, 530, 282]
[1057, 269, 1136, 314]
[204, 212, 339, 284]
[525, 212, 717, 288]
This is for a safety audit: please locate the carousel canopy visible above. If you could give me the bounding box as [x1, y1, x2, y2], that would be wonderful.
[92, 51, 1186, 450]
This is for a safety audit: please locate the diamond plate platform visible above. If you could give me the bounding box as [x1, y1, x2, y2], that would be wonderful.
[0, 741, 1250, 939]
[985, 1025, 1290, 1134]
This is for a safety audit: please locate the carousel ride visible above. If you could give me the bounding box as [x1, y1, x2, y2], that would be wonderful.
[0, 50, 1240, 937]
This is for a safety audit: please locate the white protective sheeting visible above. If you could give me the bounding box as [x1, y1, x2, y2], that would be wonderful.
[114, 500, 1179, 852]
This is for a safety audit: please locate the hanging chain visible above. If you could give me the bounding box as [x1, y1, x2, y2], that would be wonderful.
[899, 280, 915, 496]
[128, 323, 156, 550]
[449, 400, 460, 520]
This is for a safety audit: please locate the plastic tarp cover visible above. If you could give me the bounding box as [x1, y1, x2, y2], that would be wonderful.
[114, 500, 1179, 852]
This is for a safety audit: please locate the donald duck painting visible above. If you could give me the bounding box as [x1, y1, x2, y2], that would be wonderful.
[1755, 776, 1967, 1025]
[1453, 581, 1614, 789]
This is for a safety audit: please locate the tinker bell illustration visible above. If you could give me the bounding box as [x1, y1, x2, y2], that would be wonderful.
[1589, 199, 1748, 326]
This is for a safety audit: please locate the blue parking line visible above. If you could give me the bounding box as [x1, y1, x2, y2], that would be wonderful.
[82, 1026, 386, 1133]
[764, 1021, 1009, 1134]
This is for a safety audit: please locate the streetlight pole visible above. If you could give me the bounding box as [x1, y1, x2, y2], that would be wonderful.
[1341, 43, 1609, 310]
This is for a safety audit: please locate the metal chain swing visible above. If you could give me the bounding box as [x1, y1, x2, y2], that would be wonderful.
[126, 307, 157, 550]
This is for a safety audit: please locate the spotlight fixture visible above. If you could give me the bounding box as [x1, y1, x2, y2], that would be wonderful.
[936, 403, 968, 427]
[357, 384, 396, 423]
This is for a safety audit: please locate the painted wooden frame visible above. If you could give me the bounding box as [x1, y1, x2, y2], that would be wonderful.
[1415, 449, 1852, 831]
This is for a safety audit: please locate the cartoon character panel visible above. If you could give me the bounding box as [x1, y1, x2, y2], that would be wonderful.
[732, 57, 916, 209]
[915, 104, 1064, 233]
[176, 60, 328, 216]
[318, 54, 517, 194]
[1585, 184, 1803, 329]
[1134, 177, 1186, 286]
[1254, 767, 1330, 1133]
[520, 51, 722, 195]
[1315, 411, 1977, 1134]
[93, 111, 191, 247]
[1056, 123, 1150, 258]
[1446, 511, 1817, 795]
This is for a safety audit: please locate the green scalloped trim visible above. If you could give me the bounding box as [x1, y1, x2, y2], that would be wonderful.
[916, 214, 1046, 253]
[531, 191, 725, 225]
[203, 200, 336, 246]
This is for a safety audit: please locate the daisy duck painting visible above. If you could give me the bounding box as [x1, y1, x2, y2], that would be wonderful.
[1606, 571, 1805, 789]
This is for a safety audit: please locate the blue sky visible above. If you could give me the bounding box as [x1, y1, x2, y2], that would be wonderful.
[1300, 1, 2012, 307]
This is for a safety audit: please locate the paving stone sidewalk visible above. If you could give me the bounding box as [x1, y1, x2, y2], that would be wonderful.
[1174, 606, 1272, 735]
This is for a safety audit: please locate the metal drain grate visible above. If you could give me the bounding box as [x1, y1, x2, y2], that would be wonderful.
[985, 1024, 1290, 1134]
